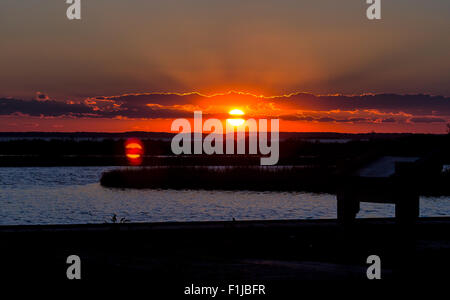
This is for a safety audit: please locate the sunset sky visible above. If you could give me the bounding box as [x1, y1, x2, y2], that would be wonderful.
[1, 0, 450, 133]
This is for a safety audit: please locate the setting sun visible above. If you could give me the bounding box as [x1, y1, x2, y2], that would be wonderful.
[229, 109, 245, 116]
[227, 109, 245, 126]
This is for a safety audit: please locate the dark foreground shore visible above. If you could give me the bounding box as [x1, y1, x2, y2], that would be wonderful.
[2, 217, 450, 290]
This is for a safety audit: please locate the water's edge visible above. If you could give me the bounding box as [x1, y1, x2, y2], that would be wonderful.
[1, 167, 449, 225]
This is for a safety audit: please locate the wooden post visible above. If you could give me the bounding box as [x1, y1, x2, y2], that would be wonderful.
[337, 190, 360, 223]
[395, 192, 419, 223]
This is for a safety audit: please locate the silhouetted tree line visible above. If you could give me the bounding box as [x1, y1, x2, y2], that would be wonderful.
[0, 134, 449, 166]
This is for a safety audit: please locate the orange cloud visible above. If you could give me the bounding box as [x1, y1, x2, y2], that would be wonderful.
[1, 92, 450, 133]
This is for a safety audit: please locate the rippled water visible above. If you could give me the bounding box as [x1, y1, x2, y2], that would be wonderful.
[0, 167, 449, 225]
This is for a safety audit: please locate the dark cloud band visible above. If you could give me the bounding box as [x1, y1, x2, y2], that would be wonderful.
[1, 92, 449, 125]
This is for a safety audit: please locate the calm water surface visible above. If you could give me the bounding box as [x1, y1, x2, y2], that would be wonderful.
[0, 167, 449, 225]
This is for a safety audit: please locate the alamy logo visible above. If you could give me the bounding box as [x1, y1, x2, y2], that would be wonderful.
[171, 111, 280, 166]
[366, 255, 381, 279]
[64, 1, 380, 22]
[366, 0, 382, 20]
[66, 0, 81, 20]
[66, 255, 81, 280]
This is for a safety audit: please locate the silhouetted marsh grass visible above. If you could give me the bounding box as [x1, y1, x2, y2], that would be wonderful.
[100, 166, 337, 193]
[100, 165, 450, 195]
